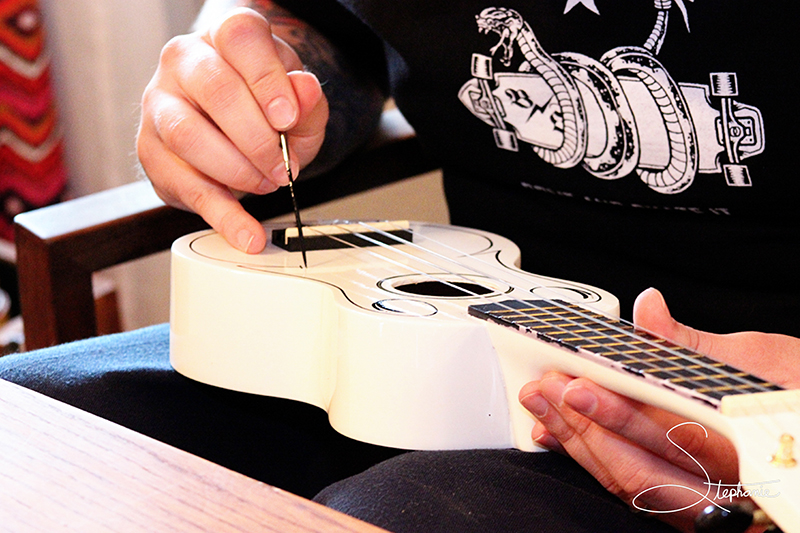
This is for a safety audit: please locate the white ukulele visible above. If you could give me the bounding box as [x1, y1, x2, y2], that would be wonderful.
[170, 221, 798, 531]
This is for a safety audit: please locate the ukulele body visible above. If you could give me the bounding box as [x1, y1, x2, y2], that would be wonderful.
[171, 221, 800, 530]
[170, 221, 619, 451]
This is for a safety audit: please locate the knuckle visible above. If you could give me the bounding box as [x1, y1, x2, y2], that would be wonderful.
[152, 186, 183, 210]
[136, 128, 169, 185]
[662, 424, 709, 468]
[156, 111, 203, 157]
[685, 327, 705, 353]
[135, 134, 155, 170]
[159, 34, 192, 67]
[567, 414, 594, 439]
[598, 395, 638, 434]
[195, 62, 241, 110]
[227, 161, 259, 190]
[248, 66, 288, 100]
[183, 181, 215, 216]
[212, 10, 291, 106]
[617, 465, 659, 504]
[141, 163, 189, 211]
[140, 82, 157, 108]
[216, 9, 270, 53]
[243, 131, 275, 166]
[215, 203, 242, 236]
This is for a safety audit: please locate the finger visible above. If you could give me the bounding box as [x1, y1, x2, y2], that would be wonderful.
[522, 377, 724, 530]
[255, 71, 327, 183]
[145, 86, 278, 195]
[283, 70, 328, 175]
[138, 122, 268, 254]
[520, 375, 682, 463]
[209, 8, 302, 131]
[520, 381, 566, 453]
[202, 12, 327, 185]
[156, 31, 287, 190]
[633, 288, 703, 349]
[633, 287, 768, 372]
[204, 9, 306, 185]
[525, 374, 676, 465]
[165, 31, 288, 188]
[633, 288, 800, 387]
[552, 374, 739, 482]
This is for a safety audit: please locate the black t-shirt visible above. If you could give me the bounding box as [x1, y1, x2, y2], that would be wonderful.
[327, 1, 794, 215]
[280, 1, 800, 334]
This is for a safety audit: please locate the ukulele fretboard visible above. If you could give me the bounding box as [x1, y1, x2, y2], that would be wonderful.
[468, 300, 783, 408]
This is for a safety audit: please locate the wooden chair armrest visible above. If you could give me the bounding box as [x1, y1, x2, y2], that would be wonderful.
[15, 109, 437, 350]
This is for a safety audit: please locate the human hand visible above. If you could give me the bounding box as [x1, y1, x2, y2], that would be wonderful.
[137, 7, 328, 253]
[518, 287, 800, 532]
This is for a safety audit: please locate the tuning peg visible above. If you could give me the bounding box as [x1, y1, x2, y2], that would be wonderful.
[695, 504, 752, 533]
[695, 504, 783, 533]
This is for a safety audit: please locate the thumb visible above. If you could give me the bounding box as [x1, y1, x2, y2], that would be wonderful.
[632, 287, 703, 351]
[285, 70, 328, 172]
[633, 288, 800, 388]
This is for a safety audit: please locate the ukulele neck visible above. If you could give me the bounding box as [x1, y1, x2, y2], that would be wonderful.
[468, 299, 784, 410]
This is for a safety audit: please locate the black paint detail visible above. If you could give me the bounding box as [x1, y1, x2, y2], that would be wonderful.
[272, 228, 412, 251]
[393, 280, 493, 298]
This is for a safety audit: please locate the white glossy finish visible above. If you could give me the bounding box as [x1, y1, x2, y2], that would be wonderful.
[171, 220, 799, 530]
[170, 221, 618, 451]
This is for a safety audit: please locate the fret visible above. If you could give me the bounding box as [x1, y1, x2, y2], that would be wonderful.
[646, 362, 726, 374]
[468, 299, 784, 408]
[581, 333, 631, 340]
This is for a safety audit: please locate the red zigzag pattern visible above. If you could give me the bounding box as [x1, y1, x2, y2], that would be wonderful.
[0, 0, 66, 241]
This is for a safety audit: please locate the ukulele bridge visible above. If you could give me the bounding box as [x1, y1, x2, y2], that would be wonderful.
[272, 221, 412, 252]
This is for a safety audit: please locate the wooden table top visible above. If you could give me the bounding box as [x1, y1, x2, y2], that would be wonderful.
[0, 378, 389, 532]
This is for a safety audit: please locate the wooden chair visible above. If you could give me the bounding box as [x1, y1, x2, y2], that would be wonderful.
[14, 109, 438, 351]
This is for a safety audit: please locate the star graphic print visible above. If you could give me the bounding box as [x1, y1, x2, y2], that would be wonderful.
[563, 0, 600, 15]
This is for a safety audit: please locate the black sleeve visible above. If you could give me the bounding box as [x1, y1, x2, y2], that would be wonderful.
[272, 0, 389, 93]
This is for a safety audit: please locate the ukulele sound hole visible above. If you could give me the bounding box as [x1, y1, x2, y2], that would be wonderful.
[393, 280, 494, 298]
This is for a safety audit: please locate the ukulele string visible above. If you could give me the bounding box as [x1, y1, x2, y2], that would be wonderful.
[292, 222, 798, 516]
[296, 218, 764, 402]
[347, 221, 781, 397]
[334, 221, 768, 395]
[338, 223, 800, 474]
[295, 223, 501, 321]
[372, 221, 800, 427]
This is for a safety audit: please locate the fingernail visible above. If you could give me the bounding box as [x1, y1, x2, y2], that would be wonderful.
[256, 177, 277, 194]
[562, 384, 597, 416]
[237, 230, 255, 253]
[266, 96, 296, 130]
[270, 161, 290, 186]
[520, 392, 549, 418]
[533, 430, 561, 450]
